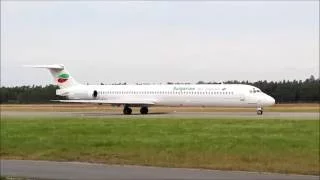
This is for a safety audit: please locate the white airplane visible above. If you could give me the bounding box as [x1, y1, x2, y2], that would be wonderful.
[28, 64, 275, 115]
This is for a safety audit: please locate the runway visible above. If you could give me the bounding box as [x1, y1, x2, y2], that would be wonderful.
[1, 160, 318, 180]
[1, 111, 319, 119]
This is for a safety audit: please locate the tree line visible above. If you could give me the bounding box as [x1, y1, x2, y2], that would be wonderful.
[0, 76, 319, 103]
[0, 85, 65, 104]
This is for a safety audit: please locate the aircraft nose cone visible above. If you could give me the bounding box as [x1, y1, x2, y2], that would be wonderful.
[270, 96, 275, 105]
[266, 95, 275, 106]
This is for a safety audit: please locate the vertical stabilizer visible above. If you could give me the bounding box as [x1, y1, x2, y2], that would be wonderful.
[25, 64, 80, 89]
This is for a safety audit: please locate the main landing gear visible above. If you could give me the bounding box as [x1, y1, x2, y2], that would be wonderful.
[123, 106, 132, 115]
[140, 106, 149, 114]
[256, 107, 263, 115]
[123, 106, 149, 115]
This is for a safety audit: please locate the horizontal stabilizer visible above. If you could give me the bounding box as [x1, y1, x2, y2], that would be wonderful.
[24, 64, 64, 69]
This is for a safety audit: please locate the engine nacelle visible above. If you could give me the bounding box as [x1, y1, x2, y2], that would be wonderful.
[57, 88, 100, 100]
[82, 89, 100, 99]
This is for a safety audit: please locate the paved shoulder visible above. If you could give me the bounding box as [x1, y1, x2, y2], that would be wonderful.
[1, 160, 318, 180]
[2, 111, 319, 120]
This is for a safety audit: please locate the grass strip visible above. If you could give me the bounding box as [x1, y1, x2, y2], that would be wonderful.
[1, 117, 319, 175]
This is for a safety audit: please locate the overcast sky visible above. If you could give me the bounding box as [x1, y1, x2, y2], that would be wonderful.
[1, 1, 319, 86]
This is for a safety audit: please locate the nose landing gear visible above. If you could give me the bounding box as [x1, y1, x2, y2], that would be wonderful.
[257, 107, 263, 115]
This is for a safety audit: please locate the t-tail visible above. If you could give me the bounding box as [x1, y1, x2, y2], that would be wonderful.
[25, 64, 81, 89]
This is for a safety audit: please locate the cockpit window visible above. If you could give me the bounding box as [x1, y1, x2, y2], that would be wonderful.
[250, 89, 261, 93]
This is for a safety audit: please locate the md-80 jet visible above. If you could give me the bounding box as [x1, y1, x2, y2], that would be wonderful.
[28, 64, 275, 115]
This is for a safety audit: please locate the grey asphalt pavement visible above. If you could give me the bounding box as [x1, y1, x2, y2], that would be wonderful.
[1, 111, 319, 119]
[1, 160, 319, 180]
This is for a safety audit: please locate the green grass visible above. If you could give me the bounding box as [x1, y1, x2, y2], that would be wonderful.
[1, 117, 319, 175]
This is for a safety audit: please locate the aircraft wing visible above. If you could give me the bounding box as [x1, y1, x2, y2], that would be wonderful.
[53, 99, 156, 105]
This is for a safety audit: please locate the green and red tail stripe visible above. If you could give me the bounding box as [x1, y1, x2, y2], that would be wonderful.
[57, 73, 69, 83]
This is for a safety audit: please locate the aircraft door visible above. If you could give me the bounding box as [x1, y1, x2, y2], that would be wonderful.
[92, 90, 98, 99]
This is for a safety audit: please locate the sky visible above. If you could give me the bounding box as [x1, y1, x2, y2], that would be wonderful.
[1, 1, 319, 86]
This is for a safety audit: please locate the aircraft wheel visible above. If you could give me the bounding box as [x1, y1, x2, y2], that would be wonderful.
[123, 107, 132, 115]
[256, 107, 263, 115]
[140, 107, 148, 114]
